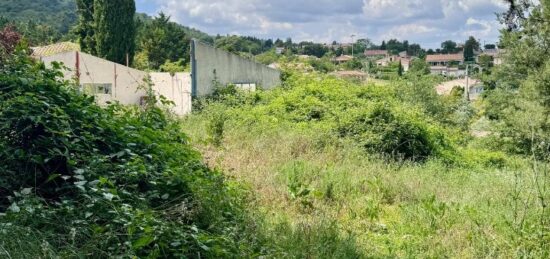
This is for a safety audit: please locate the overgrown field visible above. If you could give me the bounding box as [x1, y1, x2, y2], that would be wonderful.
[183, 72, 550, 258]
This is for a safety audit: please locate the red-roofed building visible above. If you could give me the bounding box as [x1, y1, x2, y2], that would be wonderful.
[364, 49, 388, 57]
[426, 53, 465, 66]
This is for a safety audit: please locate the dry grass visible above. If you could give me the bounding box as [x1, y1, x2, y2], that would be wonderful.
[181, 114, 539, 258]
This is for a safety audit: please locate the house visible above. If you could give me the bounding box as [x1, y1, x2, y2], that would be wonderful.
[275, 47, 285, 55]
[35, 47, 192, 116]
[375, 56, 411, 72]
[297, 55, 319, 60]
[332, 55, 354, 64]
[430, 66, 466, 77]
[426, 53, 465, 66]
[480, 49, 505, 65]
[365, 49, 388, 57]
[376, 55, 397, 66]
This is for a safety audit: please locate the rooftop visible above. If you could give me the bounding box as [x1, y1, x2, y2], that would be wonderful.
[31, 42, 80, 57]
[426, 53, 464, 62]
[333, 55, 353, 62]
[365, 50, 388, 56]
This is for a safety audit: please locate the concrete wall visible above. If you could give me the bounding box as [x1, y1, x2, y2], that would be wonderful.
[41, 51, 148, 106]
[191, 39, 281, 97]
[40, 51, 192, 116]
[150, 72, 192, 116]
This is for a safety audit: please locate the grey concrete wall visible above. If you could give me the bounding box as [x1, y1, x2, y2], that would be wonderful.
[191, 39, 281, 97]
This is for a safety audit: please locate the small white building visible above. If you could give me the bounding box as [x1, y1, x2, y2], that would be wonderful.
[430, 66, 467, 77]
[33, 43, 191, 116]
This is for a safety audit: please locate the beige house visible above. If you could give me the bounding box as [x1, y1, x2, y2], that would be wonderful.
[332, 55, 353, 64]
[430, 66, 467, 77]
[33, 43, 191, 116]
[480, 49, 505, 65]
[376, 56, 411, 72]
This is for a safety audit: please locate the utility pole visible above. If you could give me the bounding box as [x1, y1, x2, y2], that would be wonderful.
[465, 64, 470, 101]
[351, 34, 356, 57]
[465, 63, 481, 102]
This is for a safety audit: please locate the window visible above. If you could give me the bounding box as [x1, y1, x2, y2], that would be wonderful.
[81, 83, 113, 95]
[234, 83, 256, 92]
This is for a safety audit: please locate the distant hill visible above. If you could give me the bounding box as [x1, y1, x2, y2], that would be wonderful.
[0, 0, 77, 34]
[135, 13, 214, 44]
[0, 0, 214, 45]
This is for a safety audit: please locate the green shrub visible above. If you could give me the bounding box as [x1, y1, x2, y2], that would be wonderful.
[0, 48, 256, 257]
[337, 104, 448, 161]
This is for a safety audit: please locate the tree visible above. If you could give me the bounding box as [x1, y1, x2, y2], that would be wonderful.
[263, 39, 273, 50]
[407, 43, 422, 56]
[75, 0, 96, 55]
[398, 60, 404, 76]
[93, 0, 136, 65]
[441, 40, 457, 54]
[0, 25, 21, 60]
[463, 36, 480, 62]
[284, 38, 293, 48]
[409, 58, 430, 75]
[380, 40, 386, 50]
[137, 13, 189, 70]
[486, 0, 550, 154]
[275, 38, 284, 47]
[478, 54, 493, 71]
[355, 38, 372, 54]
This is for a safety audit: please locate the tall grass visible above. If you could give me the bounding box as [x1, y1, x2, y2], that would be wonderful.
[182, 72, 549, 258]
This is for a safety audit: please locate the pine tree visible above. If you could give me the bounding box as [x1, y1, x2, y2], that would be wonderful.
[398, 60, 403, 76]
[463, 36, 479, 63]
[75, 0, 96, 55]
[93, 0, 136, 65]
[380, 40, 386, 50]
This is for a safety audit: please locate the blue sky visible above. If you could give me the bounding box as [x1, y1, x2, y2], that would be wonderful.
[135, 0, 509, 49]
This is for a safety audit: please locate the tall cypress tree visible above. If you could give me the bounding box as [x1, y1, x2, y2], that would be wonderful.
[75, 0, 96, 55]
[93, 0, 136, 65]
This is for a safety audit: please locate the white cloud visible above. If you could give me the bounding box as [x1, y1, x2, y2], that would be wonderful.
[139, 0, 508, 48]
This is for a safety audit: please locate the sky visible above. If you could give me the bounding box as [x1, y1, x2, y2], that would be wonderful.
[135, 0, 509, 49]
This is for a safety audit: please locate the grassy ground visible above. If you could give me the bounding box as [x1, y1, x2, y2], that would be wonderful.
[180, 75, 548, 258]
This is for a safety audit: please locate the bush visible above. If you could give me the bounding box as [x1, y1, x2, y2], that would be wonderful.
[0, 48, 255, 257]
[337, 104, 448, 161]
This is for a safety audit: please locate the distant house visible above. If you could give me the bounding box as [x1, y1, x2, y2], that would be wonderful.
[426, 53, 465, 66]
[332, 55, 354, 64]
[365, 50, 388, 57]
[375, 56, 411, 72]
[480, 49, 505, 65]
[275, 47, 285, 55]
[297, 55, 319, 60]
[430, 66, 466, 77]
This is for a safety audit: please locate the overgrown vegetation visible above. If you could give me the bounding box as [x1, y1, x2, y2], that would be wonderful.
[182, 66, 549, 257]
[0, 45, 263, 258]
